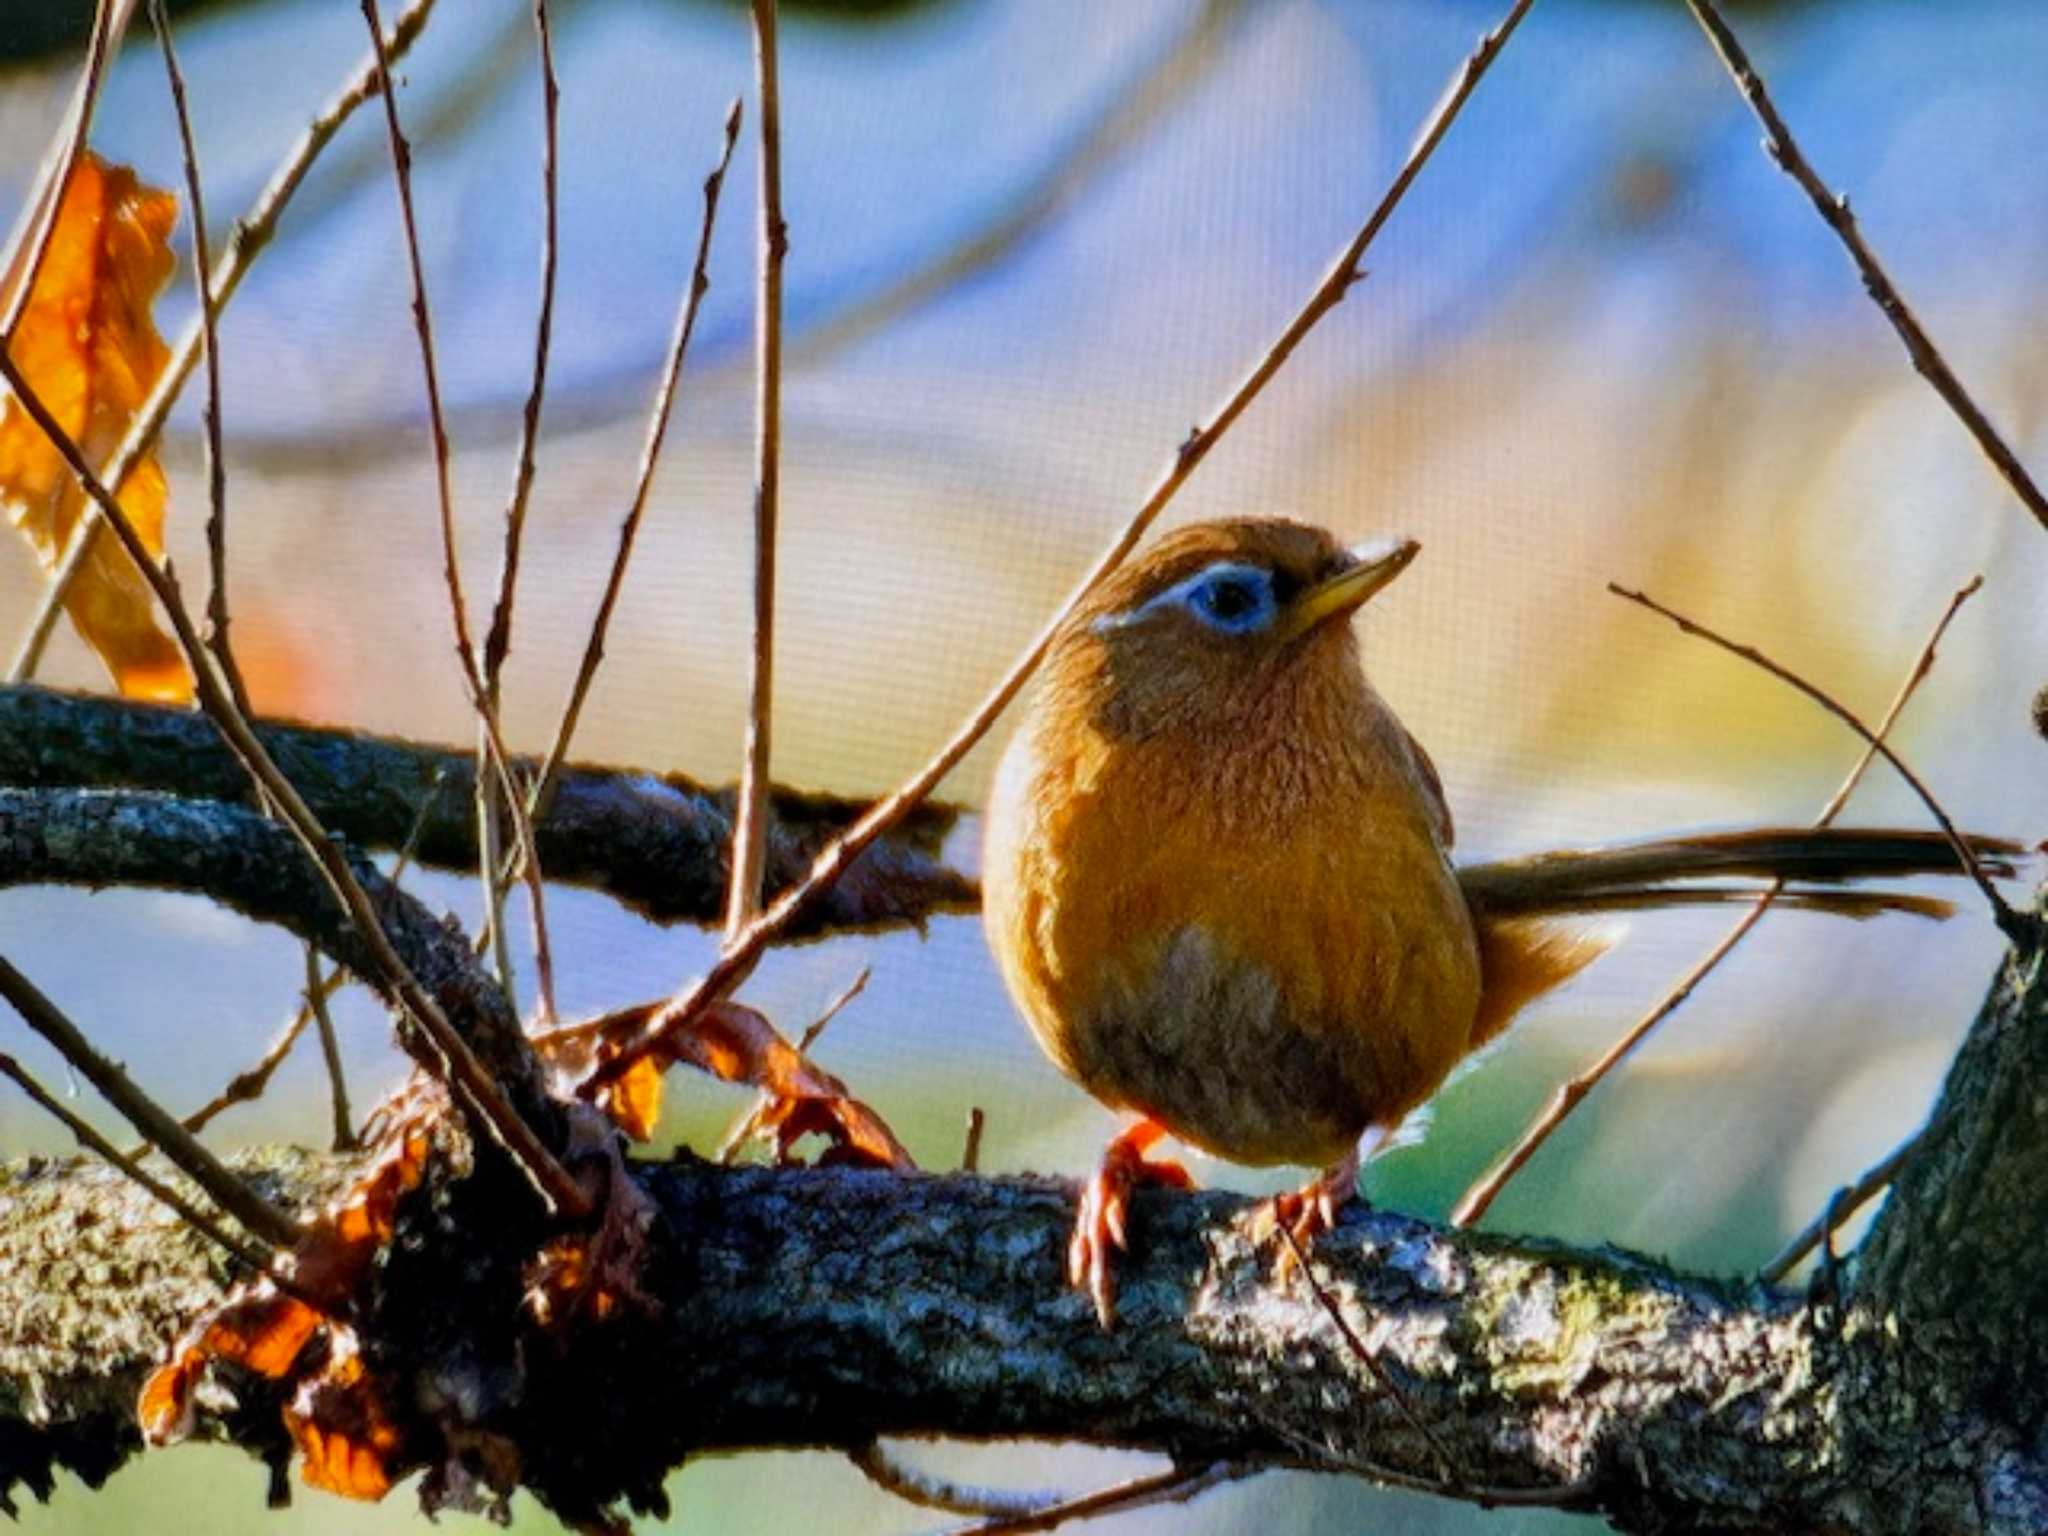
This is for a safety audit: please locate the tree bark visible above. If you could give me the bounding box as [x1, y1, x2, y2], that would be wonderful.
[0, 683, 975, 934]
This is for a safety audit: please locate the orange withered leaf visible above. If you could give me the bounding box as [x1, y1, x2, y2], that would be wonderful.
[592, 999, 914, 1170]
[139, 1112, 441, 1462]
[286, 1332, 403, 1501]
[0, 151, 188, 701]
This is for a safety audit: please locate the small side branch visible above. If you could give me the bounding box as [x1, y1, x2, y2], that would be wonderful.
[0, 953, 299, 1250]
[1682, 0, 2048, 534]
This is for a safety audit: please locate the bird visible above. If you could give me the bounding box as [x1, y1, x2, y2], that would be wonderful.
[980, 517, 2018, 1326]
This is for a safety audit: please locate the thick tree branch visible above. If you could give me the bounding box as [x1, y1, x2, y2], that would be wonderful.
[0, 685, 974, 934]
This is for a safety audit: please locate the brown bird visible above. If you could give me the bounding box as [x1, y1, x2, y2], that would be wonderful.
[982, 517, 2014, 1324]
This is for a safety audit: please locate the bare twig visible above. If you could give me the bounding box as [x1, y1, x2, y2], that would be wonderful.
[10, 0, 442, 683]
[148, 0, 246, 711]
[583, 0, 1540, 1097]
[0, 350, 587, 1218]
[357, 0, 558, 1024]
[936, 1461, 1243, 1536]
[715, 964, 868, 1162]
[1682, 0, 2048, 534]
[0, 0, 137, 348]
[476, 0, 563, 991]
[1454, 576, 1987, 1227]
[0, 1047, 274, 1274]
[1273, 1221, 1457, 1487]
[0, 952, 299, 1248]
[726, 0, 785, 940]
[1759, 1126, 1924, 1283]
[847, 1441, 1062, 1520]
[481, 0, 561, 701]
[174, 771, 443, 1145]
[526, 99, 742, 836]
[961, 1106, 985, 1173]
[1608, 582, 2021, 936]
[305, 944, 356, 1151]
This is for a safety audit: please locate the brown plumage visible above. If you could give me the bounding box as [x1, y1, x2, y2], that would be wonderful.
[981, 517, 2016, 1325]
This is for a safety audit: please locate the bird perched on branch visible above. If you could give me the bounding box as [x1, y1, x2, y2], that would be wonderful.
[982, 518, 2017, 1325]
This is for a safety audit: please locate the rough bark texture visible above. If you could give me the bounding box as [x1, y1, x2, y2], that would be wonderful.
[0, 684, 975, 934]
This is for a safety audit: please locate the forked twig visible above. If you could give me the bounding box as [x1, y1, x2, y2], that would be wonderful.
[725, 0, 785, 940]
[715, 965, 869, 1162]
[0, 1047, 274, 1275]
[1682, 0, 2048, 534]
[10, 0, 443, 683]
[0, 349, 587, 1217]
[524, 100, 742, 836]
[357, 0, 558, 1023]
[583, 0, 1541, 1095]
[1453, 576, 1986, 1227]
[1609, 583, 2020, 936]
[148, 0, 247, 710]
[0, 0, 136, 348]
[0, 952, 299, 1248]
[482, 0, 561, 700]
[476, 0, 562, 987]
[1759, 1125, 1924, 1283]
[847, 1441, 1062, 1521]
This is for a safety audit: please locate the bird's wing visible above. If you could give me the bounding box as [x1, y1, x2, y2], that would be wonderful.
[1397, 723, 1454, 849]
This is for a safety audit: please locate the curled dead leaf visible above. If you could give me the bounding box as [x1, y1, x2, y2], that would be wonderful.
[0, 151, 187, 700]
[286, 1331, 403, 1501]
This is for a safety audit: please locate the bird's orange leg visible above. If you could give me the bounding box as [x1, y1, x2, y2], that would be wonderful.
[1262, 1127, 1384, 1280]
[1070, 1118, 1193, 1328]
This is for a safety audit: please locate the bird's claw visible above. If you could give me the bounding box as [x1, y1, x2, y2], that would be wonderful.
[1258, 1150, 1362, 1284]
[1069, 1126, 1192, 1328]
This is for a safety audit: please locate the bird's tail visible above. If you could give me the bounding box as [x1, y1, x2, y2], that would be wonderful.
[1456, 827, 2024, 925]
[1457, 827, 2027, 1050]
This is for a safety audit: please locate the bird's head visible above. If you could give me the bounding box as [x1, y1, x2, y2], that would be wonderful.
[1046, 518, 1419, 742]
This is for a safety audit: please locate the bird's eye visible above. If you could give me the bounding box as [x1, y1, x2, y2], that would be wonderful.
[1183, 564, 1276, 634]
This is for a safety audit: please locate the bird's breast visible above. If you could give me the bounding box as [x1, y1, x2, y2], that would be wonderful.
[983, 707, 1482, 1169]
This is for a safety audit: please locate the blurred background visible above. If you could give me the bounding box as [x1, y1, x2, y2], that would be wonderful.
[2, 0, 2046, 1529]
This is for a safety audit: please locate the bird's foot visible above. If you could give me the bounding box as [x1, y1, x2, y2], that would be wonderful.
[1258, 1146, 1363, 1283]
[1070, 1119, 1192, 1329]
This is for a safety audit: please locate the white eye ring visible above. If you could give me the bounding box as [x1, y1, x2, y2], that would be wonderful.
[1092, 560, 1279, 636]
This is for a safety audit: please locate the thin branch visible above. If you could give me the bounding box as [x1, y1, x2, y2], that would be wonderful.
[0, 352, 588, 1219]
[0, 0, 137, 348]
[1759, 1126, 1924, 1284]
[846, 1441, 1062, 1521]
[726, 0, 784, 941]
[174, 771, 444, 1145]
[0, 1047, 273, 1275]
[937, 1461, 1244, 1536]
[306, 943, 357, 1152]
[527, 99, 743, 836]
[961, 1106, 985, 1174]
[1273, 1221, 1457, 1487]
[583, 0, 1541, 1097]
[0, 952, 299, 1249]
[9, 0, 443, 684]
[1454, 576, 1987, 1226]
[481, 0, 561, 701]
[1681, 0, 2048, 534]
[716, 964, 868, 1163]
[357, 0, 558, 1024]
[1608, 582, 2022, 936]
[476, 0, 562, 994]
[148, 0, 246, 711]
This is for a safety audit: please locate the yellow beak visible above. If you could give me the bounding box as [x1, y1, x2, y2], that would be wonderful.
[1280, 536, 1420, 641]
